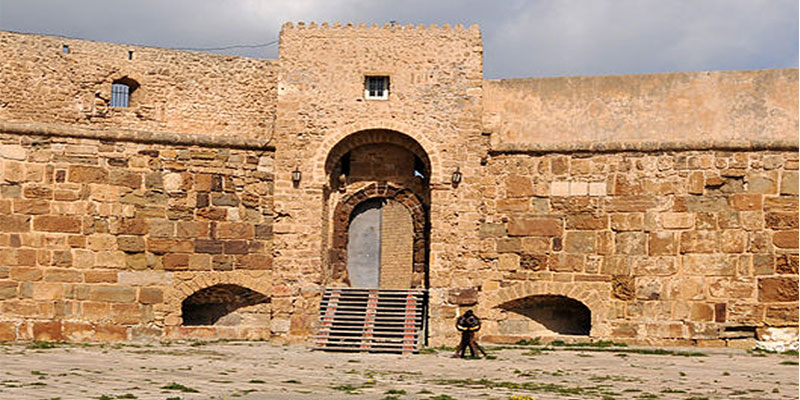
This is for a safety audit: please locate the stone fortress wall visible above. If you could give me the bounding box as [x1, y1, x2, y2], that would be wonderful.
[0, 24, 797, 347]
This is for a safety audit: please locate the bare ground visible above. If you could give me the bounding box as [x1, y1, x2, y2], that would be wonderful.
[0, 340, 797, 400]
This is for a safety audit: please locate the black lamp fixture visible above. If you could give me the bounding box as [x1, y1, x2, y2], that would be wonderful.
[291, 167, 302, 185]
[451, 167, 462, 186]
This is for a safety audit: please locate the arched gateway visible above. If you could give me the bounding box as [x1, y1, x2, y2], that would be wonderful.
[315, 129, 431, 353]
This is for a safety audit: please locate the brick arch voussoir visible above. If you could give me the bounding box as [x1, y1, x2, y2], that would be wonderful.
[310, 121, 444, 186]
[164, 273, 271, 326]
[482, 281, 610, 337]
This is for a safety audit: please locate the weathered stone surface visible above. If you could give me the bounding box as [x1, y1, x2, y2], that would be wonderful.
[615, 232, 646, 255]
[33, 215, 81, 233]
[67, 165, 108, 184]
[505, 175, 533, 198]
[680, 231, 718, 253]
[565, 214, 607, 230]
[648, 232, 676, 256]
[611, 213, 643, 231]
[447, 287, 478, 305]
[775, 254, 799, 274]
[564, 231, 595, 253]
[758, 277, 799, 302]
[683, 254, 736, 276]
[772, 231, 798, 249]
[780, 171, 798, 195]
[89, 286, 137, 303]
[507, 217, 562, 237]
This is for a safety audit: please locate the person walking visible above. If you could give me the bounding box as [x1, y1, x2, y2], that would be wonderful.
[454, 310, 487, 358]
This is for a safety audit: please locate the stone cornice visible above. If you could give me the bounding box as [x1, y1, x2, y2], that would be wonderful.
[0, 121, 275, 151]
[490, 139, 799, 155]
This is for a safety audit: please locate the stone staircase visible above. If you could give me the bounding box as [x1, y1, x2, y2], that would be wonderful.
[314, 288, 426, 354]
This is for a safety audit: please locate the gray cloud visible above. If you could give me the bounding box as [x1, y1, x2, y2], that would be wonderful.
[0, 0, 796, 78]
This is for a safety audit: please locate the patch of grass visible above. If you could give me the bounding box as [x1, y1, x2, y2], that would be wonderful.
[779, 360, 798, 365]
[382, 396, 401, 400]
[427, 395, 458, 400]
[116, 395, 137, 399]
[331, 384, 362, 394]
[430, 378, 609, 396]
[661, 388, 686, 393]
[282, 379, 301, 384]
[550, 340, 627, 348]
[514, 338, 541, 346]
[636, 393, 658, 399]
[161, 382, 199, 393]
[545, 346, 706, 357]
[30, 370, 47, 376]
[521, 348, 542, 356]
[26, 341, 63, 349]
[249, 379, 266, 384]
[386, 389, 407, 395]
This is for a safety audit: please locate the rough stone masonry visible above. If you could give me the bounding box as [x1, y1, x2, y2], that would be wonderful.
[0, 22, 797, 348]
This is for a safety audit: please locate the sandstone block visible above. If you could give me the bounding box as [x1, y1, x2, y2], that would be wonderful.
[176, 221, 210, 238]
[660, 212, 694, 229]
[33, 215, 81, 233]
[497, 253, 519, 271]
[615, 232, 645, 255]
[217, 222, 255, 239]
[93, 325, 127, 341]
[505, 175, 533, 198]
[44, 269, 82, 283]
[772, 231, 798, 249]
[746, 173, 778, 194]
[236, 254, 270, 270]
[548, 253, 583, 272]
[0, 145, 26, 161]
[648, 232, 676, 255]
[667, 277, 705, 300]
[588, 182, 606, 196]
[117, 235, 145, 252]
[758, 277, 798, 302]
[148, 220, 175, 238]
[31, 282, 64, 300]
[519, 254, 547, 271]
[9, 267, 42, 281]
[611, 213, 643, 231]
[633, 256, 677, 276]
[507, 217, 561, 237]
[550, 181, 570, 196]
[679, 231, 718, 253]
[690, 303, 714, 322]
[84, 270, 118, 283]
[13, 199, 49, 215]
[765, 305, 799, 325]
[478, 223, 506, 238]
[68, 165, 108, 184]
[447, 287, 478, 306]
[565, 231, 595, 253]
[566, 214, 607, 230]
[688, 171, 704, 194]
[0, 280, 18, 299]
[775, 254, 799, 274]
[765, 212, 799, 230]
[496, 198, 528, 212]
[0, 321, 16, 341]
[729, 194, 762, 211]
[164, 254, 190, 270]
[780, 171, 798, 195]
[0, 215, 30, 232]
[683, 254, 736, 276]
[89, 286, 137, 303]
[33, 321, 62, 341]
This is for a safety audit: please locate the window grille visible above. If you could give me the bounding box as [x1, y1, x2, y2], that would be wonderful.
[365, 76, 389, 100]
[111, 83, 130, 108]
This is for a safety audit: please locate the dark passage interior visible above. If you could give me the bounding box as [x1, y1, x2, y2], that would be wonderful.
[181, 284, 269, 326]
[500, 295, 591, 335]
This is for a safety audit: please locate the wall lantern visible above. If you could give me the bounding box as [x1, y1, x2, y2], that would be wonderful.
[291, 168, 302, 185]
[451, 167, 462, 186]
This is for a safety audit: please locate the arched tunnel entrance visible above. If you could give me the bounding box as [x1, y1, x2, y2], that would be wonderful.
[498, 295, 591, 336]
[181, 284, 270, 326]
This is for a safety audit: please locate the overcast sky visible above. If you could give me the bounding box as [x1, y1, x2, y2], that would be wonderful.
[0, 0, 796, 78]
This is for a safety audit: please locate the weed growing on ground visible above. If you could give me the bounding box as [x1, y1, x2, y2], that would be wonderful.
[779, 360, 798, 365]
[161, 382, 199, 393]
[249, 379, 266, 384]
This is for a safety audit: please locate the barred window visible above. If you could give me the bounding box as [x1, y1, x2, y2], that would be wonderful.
[110, 83, 130, 107]
[364, 76, 389, 100]
[110, 77, 139, 108]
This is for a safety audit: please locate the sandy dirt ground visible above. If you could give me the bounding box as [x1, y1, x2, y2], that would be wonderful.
[0, 340, 797, 400]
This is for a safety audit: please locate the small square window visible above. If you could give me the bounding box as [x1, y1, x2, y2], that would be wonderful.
[364, 76, 389, 100]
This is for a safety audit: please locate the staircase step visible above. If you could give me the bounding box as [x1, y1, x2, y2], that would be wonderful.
[315, 287, 426, 354]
